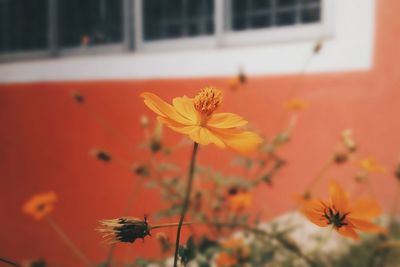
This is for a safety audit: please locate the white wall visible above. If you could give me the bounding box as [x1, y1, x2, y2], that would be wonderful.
[0, 0, 375, 83]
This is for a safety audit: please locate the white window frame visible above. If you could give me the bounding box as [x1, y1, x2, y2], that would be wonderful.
[135, 0, 334, 52]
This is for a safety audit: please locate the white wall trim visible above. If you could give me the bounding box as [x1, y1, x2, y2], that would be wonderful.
[0, 0, 375, 84]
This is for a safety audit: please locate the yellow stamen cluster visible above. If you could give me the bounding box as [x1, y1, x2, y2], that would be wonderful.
[194, 87, 223, 116]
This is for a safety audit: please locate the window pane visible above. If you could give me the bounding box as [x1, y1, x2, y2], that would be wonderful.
[0, 0, 48, 53]
[230, 0, 322, 31]
[58, 0, 123, 48]
[143, 0, 214, 41]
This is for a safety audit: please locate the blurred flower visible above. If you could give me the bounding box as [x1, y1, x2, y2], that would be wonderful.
[333, 151, 349, 164]
[222, 238, 250, 258]
[228, 67, 247, 91]
[98, 217, 151, 244]
[284, 98, 308, 111]
[360, 158, 386, 173]
[140, 115, 149, 128]
[341, 129, 357, 152]
[215, 252, 237, 267]
[23, 192, 57, 220]
[395, 161, 400, 181]
[70, 90, 85, 103]
[141, 87, 263, 153]
[228, 191, 252, 211]
[133, 164, 150, 177]
[90, 149, 111, 162]
[313, 41, 323, 54]
[300, 181, 386, 240]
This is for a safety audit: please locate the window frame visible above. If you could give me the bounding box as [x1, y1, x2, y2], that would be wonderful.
[0, 0, 333, 62]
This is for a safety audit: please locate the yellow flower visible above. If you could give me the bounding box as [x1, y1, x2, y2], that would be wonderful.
[284, 98, 308, 111]
[228, 191, 252, 211]
[300, 181, 386, 240]
[141, 87, 263, 154]
[215, 252, 237, 267]
[23, 192, 57, 220]
[360, 158, 386, 173]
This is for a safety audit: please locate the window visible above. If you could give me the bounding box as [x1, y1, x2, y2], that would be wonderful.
[58, 0, 124, 48]
[0, 0, 331, 60]
[143, 0, 214, 41]
[0, 0, 48, 53]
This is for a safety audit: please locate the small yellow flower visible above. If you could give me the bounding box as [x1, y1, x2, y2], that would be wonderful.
[23, 192, 57, 220]
[360, 158, 386, 173]
[228, 191, 252, 211]
[141, 87, 263, 154]
[284, 98, 308, 111]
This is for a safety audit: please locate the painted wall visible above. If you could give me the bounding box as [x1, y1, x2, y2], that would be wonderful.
[1, 0, 400, 266]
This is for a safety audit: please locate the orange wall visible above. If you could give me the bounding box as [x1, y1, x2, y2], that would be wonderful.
[1, 0, 400, 265]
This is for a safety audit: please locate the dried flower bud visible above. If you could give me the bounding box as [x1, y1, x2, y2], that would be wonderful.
[334, 152, 348, 164]
[313, 41, 323, 54]
[150, 139, 162, 153]
[90, 149, 111, 162]
[156, 232, 171, 252]
[98, 216, 151, 244]
[395, 162, 400, 181]
[238, 67, 247, 84]
[228, 187, 239, 196]
[70, 91, 85, 103]
[355, 172, 368, 183]
[341, 129, 357, 153]
[133, 164, 150, 177]
[140, 115, 149, 128]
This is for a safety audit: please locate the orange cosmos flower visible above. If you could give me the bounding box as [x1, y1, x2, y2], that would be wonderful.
[141, 87, 262, 154]
[300, 181, 386, 240]
[360, 158, 386, 173]
[284, 98, 308, 111]
[23, 191, 57, 220]
[215, 252, 238, 267]
[228, 191, 252, 211]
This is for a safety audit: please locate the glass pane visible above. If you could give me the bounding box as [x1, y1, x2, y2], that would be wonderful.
[276, 9, 296, 26]
[301, 6, 321, 23]
[0, 0, 48, 53]
[58, 0, 123, 48]
[143, 0, 214, 41]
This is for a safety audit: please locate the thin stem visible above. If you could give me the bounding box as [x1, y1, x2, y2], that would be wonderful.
[0, 258, 20, 267]
[46, 216, 90, 266]
[304, 157, 334, 195]
[173, 142, 199, 267]
[151, 222, 192, 230]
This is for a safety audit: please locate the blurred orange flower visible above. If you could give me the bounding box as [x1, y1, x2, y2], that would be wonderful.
[141, 87, 263, 153]
[222, 238, 250, 257]
[284, 98, 308, 111]
[215, 252, 237, 267]
[360, 158, 386, 173]
[228, 191, 252, 210]
[300, 181, 386, 240]
[23, 191, 57, 220]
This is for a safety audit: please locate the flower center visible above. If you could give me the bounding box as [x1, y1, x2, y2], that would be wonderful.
[324, 207, 348, 228]
[194, 87, 223, 117]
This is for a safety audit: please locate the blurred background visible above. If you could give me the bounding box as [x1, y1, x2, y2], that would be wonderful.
[1, 0, 399, 266]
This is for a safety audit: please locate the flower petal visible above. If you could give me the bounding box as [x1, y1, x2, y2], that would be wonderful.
[347, 217, 388, 234]
[300, 199, 329, 227]
[336, 225, 359, 240]
[350, 197, 382, 219]
[141, 93, 193, 125]
[158, 117, 198, 135]
[190, 127, 226, 148]
[209, 128, 263, 154]
[172, 96, 199, 124]
[329, 181, 350, 212]
[207, 113, 248, 129]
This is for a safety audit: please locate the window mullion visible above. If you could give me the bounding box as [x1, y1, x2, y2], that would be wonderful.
[215, 0, 224, 47]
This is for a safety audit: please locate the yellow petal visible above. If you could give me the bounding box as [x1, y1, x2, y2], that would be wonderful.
[347, 217, 388, 234]
[336, 225, 359, 240]
[329, 181, 350, 213]
[157, 117, 198, 135]
[207, 113, 248, 129]
[172, 96, 199, 124]
[189, 127, 226, 148]
[350, 197, 382, 219]
[209, 127, 263, 154]
[141, 93, 192, 125]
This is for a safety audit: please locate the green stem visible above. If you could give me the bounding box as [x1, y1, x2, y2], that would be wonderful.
[46, 216, 90, 266]
[0, 258, 20, 267]
[173, 142, 199, 267]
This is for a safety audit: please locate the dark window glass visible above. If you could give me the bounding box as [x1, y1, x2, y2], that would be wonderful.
[143, 0, 214, 41]
[58, 0, 123, 48]
[230, 0, 321, 31]
[0, 0, 48, 53]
